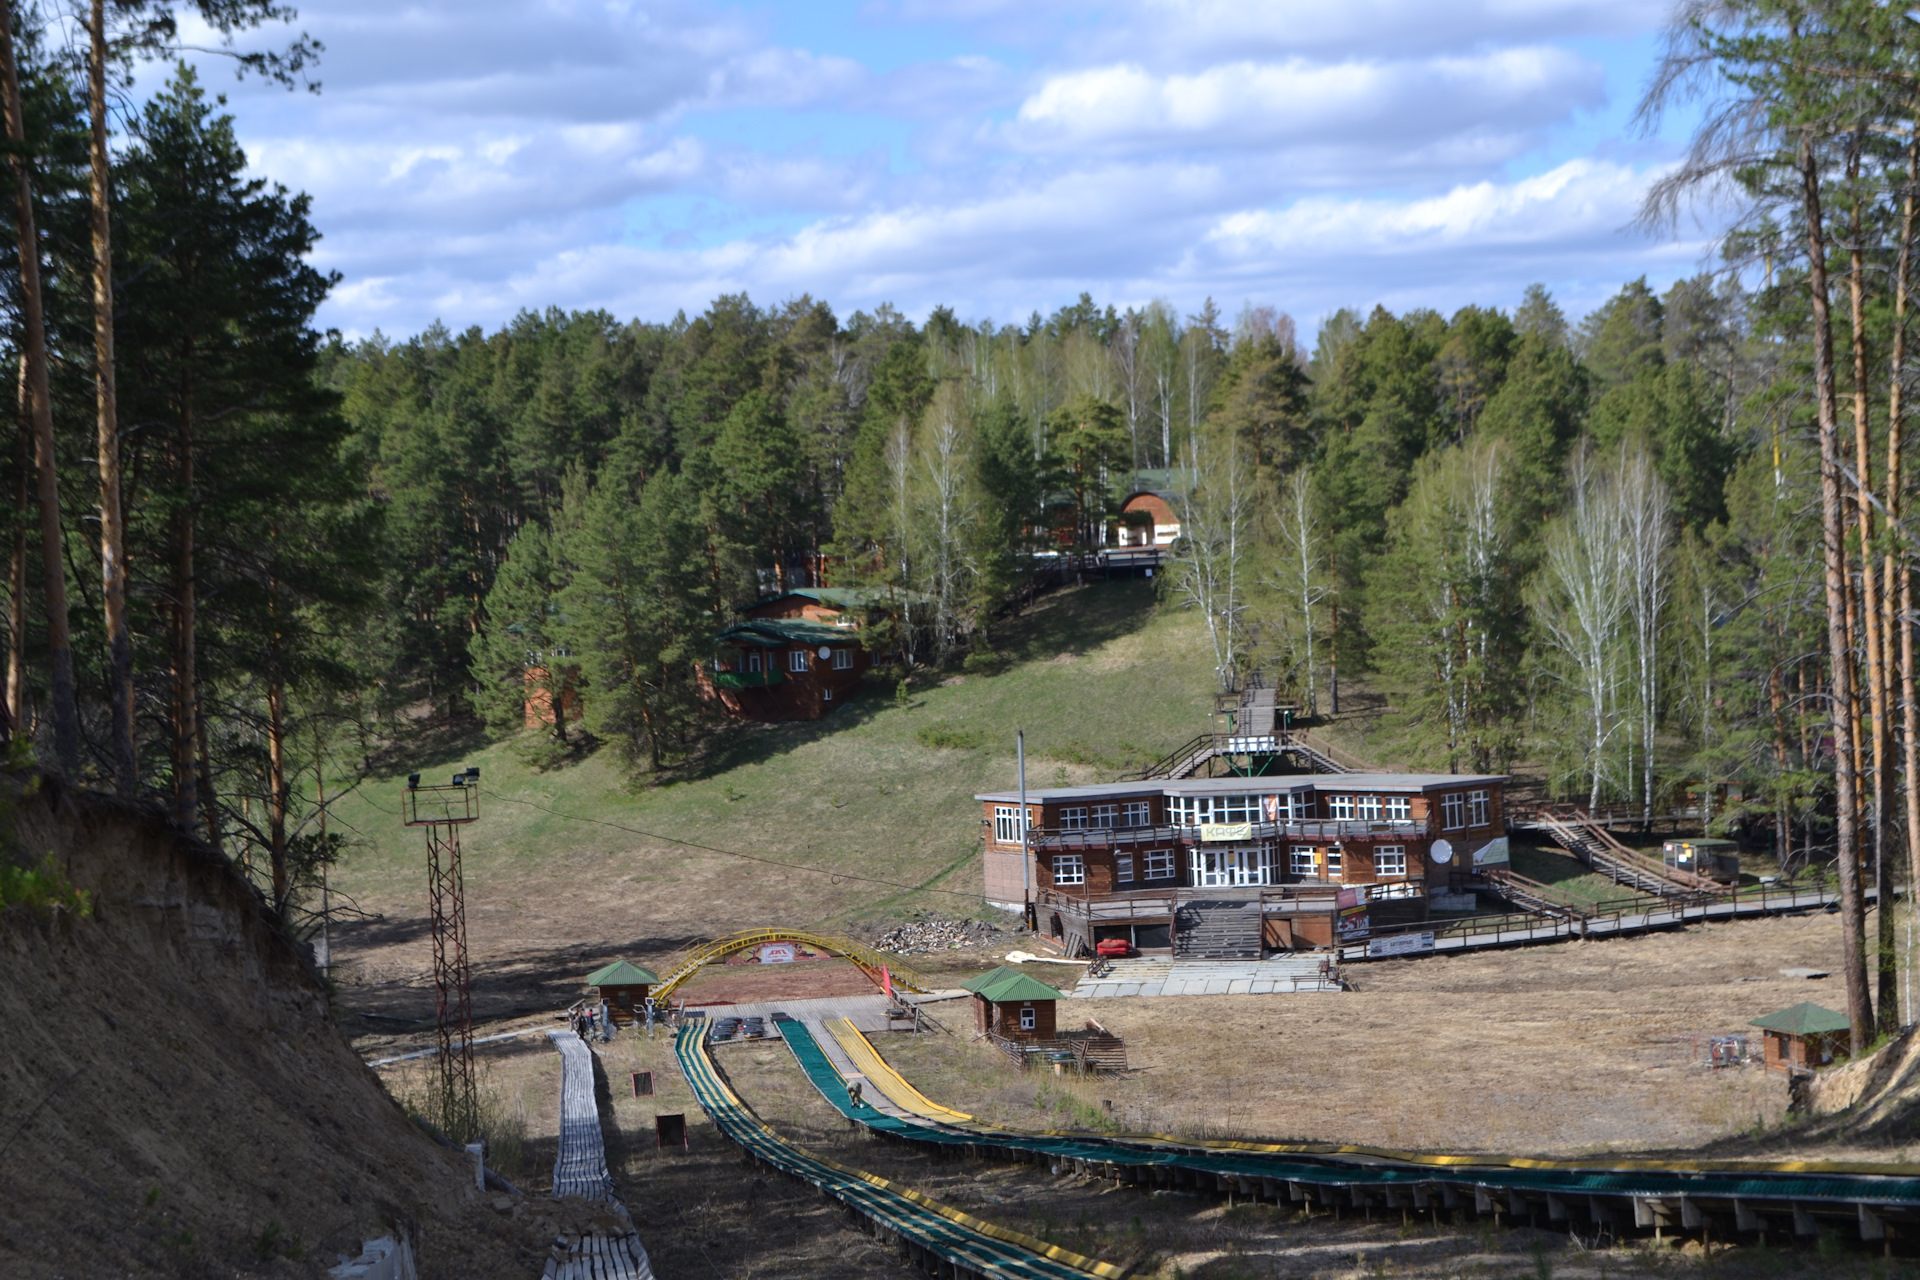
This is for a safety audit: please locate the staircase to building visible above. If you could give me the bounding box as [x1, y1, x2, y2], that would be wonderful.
[1174, 898, 1265, 959]
[1535, 813, 1708, 899]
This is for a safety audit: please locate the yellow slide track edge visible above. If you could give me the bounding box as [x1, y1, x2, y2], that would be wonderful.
[826, 1017, 977, 1124]
[846, 1018, 1920, 1180]
[684, 1024, 1125, 1279]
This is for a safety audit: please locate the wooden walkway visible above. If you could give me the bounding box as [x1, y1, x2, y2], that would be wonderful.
[1339, 883, 1846, 963]
[541, 1030, 654, 1280]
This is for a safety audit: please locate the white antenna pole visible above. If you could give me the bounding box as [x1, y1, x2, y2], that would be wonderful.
[1018, 729, 1030, 924]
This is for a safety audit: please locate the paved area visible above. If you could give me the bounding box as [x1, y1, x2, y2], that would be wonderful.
[1069, 957, 1340, 998]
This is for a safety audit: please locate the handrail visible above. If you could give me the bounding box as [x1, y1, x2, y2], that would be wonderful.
[651, 928, 930, 1000]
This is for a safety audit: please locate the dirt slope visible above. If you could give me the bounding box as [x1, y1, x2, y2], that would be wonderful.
[0, 769, 537, 1279]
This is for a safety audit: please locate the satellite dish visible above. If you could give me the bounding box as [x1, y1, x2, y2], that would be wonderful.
[1431, 839, 1454, 865]
[818, 646, 832, 660]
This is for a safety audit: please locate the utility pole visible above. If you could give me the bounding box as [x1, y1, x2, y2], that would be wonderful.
[1018, 730, 1031, 930]
[403, 765, 482, 1140]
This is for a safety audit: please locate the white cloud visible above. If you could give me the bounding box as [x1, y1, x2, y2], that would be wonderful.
[1008, 49, 1602, 163]
[172, 0, 1714, 337]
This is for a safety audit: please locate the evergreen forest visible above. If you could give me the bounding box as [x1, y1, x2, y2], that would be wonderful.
[3, 1, 1919, 1039]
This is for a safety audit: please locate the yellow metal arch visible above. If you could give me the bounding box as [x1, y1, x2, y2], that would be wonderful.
[651, 928, 929, 1001]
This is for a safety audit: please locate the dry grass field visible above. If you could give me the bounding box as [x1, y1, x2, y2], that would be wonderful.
[365, 905, 1920, 1280]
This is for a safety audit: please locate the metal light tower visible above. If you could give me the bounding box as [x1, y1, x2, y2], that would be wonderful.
[403, 765, 481, 1140]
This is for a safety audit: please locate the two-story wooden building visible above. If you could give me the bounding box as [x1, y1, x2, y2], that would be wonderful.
[976, 773, 1508, 957]
[704, 588, 876, 720]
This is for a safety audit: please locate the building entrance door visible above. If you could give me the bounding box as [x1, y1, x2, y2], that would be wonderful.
[1192, 847, 1273, 887]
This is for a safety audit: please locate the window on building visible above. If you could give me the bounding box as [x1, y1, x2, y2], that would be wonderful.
[1328, 795, 1354, 820]
[1384, 796, 1411, 821]
[823, 688, 833, 701]
[1060, 807, 1089, 831]
[1468, 789, 1490, 827]
[1116, 854, 1135, 884]
[1376, 846, 1407, 877]
[789, 649, 810, 673]
[1290, 846, 1318, 876]
[1121, 800, 1151, 828]
[1052, 855, 1085, 885]
[1356, 795, 1382, 820]
[1441, 793, 1466, 830]
[1326, 846, 1343, 877]
[1144, 849, 1175, 880]
[1090, 804, 1118, 829]
[992, 806, 1027, 845]
[746, 651, 762, 673]
[1020, 1005, 1036, 1030]
[832, 648, 853, 670]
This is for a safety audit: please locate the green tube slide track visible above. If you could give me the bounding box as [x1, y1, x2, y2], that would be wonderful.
[772, 1021, 1920, 1237]
[672, 1024, 1125, 1279]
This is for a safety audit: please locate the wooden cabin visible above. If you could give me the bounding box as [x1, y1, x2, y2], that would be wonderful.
[1114, 491, 1181, 548]
[587, 959, 660, 1027]
[962, 967, 1063, 1042]
[703, 588, 883, 721]
[1751, 1002, 1851, 1073]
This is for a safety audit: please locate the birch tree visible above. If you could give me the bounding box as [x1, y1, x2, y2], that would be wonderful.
[1269, 470, 1329, 715]
[1169, 422, 1250, 691]
[1537, 451, 1631, 810]
[1618, 442, 1673, 824]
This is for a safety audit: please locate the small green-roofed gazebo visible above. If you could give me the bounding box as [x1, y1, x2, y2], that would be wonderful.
[587, 960, 660, 1026]
[1750, 1002, 1851, 1072]
[962, 967, 1064, 1041]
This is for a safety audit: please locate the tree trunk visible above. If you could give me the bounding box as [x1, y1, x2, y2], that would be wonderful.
[87, 0, 133, 794]
[171, 383, 198, 834]
[266, 558, 289, 912]
[0, 1, 78, 775]
[1849, 180, 1899, 1034]
[8, 355, 27, 731]
[1803, 134, 1875, 1050]
[1890, 122, 1920, 1029]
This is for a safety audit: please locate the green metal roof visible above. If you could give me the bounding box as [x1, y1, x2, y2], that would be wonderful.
[1749, 1002, 1851, 1036]
[587, 960, 660, 987]
[753, 587, 884, 610]
[716, 618, 855, 647]
[961, 966, 1064, 1003]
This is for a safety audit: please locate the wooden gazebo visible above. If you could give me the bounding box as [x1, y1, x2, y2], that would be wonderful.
[961, 967, 1064, 1042]
[587, 959, 660, 1027]
[1750, 1002, 1851, 1073]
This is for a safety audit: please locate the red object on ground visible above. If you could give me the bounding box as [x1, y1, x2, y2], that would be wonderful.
[1096, 938, 1133, 958]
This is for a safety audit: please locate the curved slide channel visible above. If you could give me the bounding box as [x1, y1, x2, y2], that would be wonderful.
[671, 1024, 1125, 1280]
[779, 1021, 1920, 1241]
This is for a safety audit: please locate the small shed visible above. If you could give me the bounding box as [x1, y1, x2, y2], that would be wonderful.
[1750, 1002, 1851, 1073]
[1662, 837, 1741, 883]
[961, 967, 1063, 1042]
[587, 960, 660, 1026]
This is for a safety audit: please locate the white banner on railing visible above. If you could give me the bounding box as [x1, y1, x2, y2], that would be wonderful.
[1200, 822, 1253, 842]
[1367, 932, 1435, 958]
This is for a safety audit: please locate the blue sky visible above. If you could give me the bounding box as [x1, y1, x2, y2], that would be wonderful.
[171, 0, 1728, 340]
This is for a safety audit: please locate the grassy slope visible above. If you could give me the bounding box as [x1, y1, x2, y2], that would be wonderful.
[325, 580, 1219, 937]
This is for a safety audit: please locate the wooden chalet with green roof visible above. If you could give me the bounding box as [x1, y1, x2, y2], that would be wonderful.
[961, 966, 1065, 1041]
[586, 959, 659, 1026]
[703, 588, 876, 720]
[1750, 1002, 1851, 1073]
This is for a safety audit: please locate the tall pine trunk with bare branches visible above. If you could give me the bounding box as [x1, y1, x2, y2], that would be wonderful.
[1804, 134, 1875, 1050]
[0, 1, 78, 774]
[87, 0, 134, 793]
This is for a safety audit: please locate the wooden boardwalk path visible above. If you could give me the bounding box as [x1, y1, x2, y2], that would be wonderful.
[541, 1030, 654, 1280]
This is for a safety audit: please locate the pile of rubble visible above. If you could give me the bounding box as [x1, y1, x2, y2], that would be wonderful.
[874, 917, 1002, 954]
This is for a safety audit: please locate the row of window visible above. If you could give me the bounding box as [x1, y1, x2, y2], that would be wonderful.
[730, 648, 857, 674]
[1439, 790, 1491, 830]
[1051, 845, 1408, 886]
[998, 792, 1491, 845]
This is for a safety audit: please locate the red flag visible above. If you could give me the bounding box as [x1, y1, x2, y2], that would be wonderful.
[881, 965, 893, 1000]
